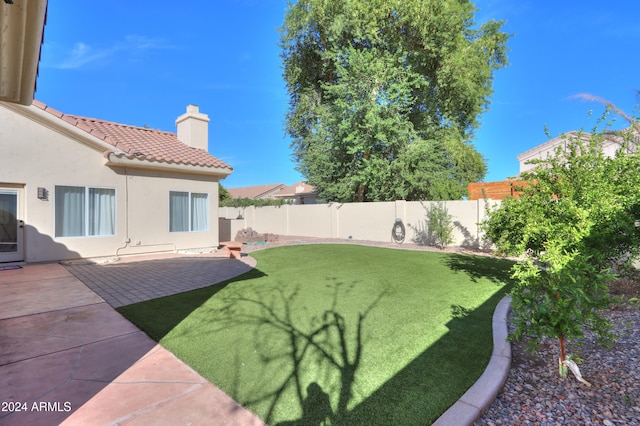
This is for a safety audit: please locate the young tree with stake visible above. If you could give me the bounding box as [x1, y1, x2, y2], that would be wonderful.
[484, 109, 640, 380]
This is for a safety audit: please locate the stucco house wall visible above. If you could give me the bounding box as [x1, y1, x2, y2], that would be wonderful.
[111, 168, 221, 257]
[0, 101, 231, 263]
[517, 130, 636, 173]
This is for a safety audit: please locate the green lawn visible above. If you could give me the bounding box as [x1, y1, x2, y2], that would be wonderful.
[118, 244, 513, 425]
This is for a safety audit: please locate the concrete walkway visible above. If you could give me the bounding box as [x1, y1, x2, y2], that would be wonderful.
[0, 256, 264, 426]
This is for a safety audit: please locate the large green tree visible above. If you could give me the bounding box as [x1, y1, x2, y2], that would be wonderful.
[280, 0, 509, 202]
[483, 113, 640, 377]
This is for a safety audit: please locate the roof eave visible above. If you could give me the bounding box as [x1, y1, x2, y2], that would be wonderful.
[274, 190, 316, 198]
[255, 186, 286, 198]
[0, 0, 48, 105]
[105, 153, 233, 178]
[516, 130, 589, 161]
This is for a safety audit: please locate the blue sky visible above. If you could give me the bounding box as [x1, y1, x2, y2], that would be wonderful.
[36, 1, 640, 188]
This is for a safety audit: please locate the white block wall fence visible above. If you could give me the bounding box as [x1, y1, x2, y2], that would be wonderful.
[219, 199, 501, 248]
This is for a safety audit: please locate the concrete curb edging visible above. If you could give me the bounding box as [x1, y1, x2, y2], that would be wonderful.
[433, 295, 512, 426]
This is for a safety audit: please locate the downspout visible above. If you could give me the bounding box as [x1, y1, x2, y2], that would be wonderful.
[115, 168, 130, 259]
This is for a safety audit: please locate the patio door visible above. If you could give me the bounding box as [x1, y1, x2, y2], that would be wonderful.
[0, 189, 23, 263]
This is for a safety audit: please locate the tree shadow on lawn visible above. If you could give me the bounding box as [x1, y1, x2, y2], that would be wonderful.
[205, 264, 512, 425]
[346, 286, 512, 425]
[242, 277, 513, 426]
[209, 278, 389, 425]
[440, 253, 514, 284]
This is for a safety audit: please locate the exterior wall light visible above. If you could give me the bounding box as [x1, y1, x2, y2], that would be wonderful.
[37, 187, 48, 200]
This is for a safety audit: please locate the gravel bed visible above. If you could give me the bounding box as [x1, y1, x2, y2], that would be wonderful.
[240, 237, 640, 425]
[477, 295, 640, 425]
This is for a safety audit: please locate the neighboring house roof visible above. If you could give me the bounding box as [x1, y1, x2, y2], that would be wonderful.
[0, 0, 48, 105]
[31, 100, 232, 173]
[274, 181, 316, 198]
[228, 184, 286, 199]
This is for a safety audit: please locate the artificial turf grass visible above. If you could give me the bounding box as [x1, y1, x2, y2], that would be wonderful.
[118, 244, 513, 425]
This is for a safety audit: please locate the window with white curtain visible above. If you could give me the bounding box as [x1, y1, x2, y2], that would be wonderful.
[55, 186, 116, 237]
[170, 191, 208, 232]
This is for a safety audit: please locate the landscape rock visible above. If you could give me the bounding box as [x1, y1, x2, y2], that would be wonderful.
[234, 228, 279, 244]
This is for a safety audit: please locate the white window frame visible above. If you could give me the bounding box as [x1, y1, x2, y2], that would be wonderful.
[169, 191, 209, 233]
[54, 185, 117, 238]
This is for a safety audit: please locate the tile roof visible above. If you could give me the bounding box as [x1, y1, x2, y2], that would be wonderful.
[32, 100, 232, 171]
[227, 184, 286, 199]
[274, 181, 316, 197]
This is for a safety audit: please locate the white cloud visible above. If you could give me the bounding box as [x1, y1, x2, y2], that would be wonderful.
[123, 35, 178, 50]
[42, 35, 178, 70]
[54, 42, 115, 69]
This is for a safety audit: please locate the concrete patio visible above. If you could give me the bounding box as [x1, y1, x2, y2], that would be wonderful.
[0, 255, 265, 426]
[63, 252, 255, 308]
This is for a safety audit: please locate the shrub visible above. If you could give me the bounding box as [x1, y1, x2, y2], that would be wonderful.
[220, 197, 291, 207]
[414, 202, 454, 249]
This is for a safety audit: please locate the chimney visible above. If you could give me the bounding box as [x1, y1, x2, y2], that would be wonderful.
[176, 104, 210, 151]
